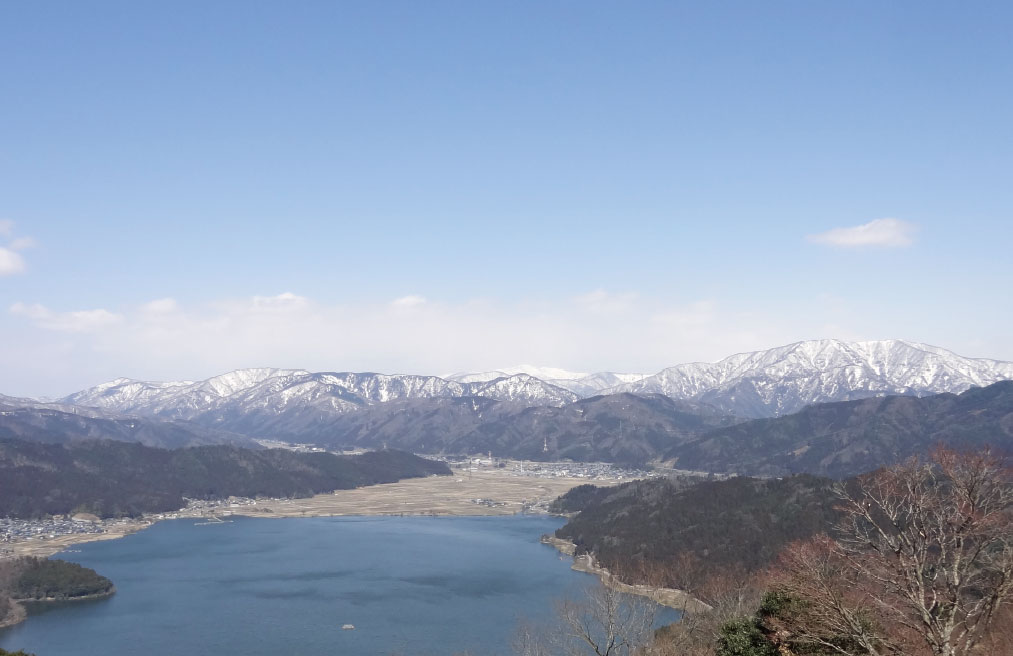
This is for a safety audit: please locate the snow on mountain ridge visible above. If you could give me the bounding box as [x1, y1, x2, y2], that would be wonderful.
[444, 371, 509, 384]
[446, 367, 650, 395]
[200, 368, 309, 397]
[55, 340, 1013, 424]
[60, 369, 579, 422]
[446, 365, 590, 383]
[61, 368, 309, 418]
[606, 339, 1013, 417]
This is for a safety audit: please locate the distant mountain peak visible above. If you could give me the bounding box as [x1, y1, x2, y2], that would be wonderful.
[607, 339, 1013, 417]
[446, 365, 590, 383]
[50, 339, 1013, 442]
[59, 367, 580, 423]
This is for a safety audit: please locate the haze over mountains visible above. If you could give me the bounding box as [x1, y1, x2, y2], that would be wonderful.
[444, 366, 650, 397]
[59, 339, 1013, 419]
[0, 393, 257, 449]
[3, 339, 1012, 472]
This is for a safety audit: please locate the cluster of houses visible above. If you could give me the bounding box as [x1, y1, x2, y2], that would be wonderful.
[498, 460, 657, 481]
[0, 515, 106, 546]
[149, 496, 259, 521]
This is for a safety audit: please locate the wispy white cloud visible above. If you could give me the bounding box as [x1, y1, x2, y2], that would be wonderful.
[6, 292, 799, 390]
[574, 290, 638, 314]
[807, 218, 917, 248]
[390, 295, 427, 309]
[9, 237, 36, 251]
[250, 292, 309, 310]
[9, 288, 1009, 398]
[141, 298, 179, 314]
[10, 302, 123, 332]
[0, 248, 26, 276]
[8, 302, 50, 321]
[0, 221, 36, 275]
[4, 289, 1010, 398]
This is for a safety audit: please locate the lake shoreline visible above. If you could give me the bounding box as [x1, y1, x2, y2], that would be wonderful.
[0, 514, 615, 655]
[1, 587, 118, 629]
[14, 586, 117, 604]
[0, 603, 26, 630]
[540, 535, 711, 613]
[3, 468, 621, 560]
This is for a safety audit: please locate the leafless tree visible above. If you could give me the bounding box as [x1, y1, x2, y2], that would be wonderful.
[770, 534, 916, 655]
[513, 582, 657, 656]
[646, 566, 766, 656]
[770, 448, 1013, 656]
[512, 617, 555, 656]
[974, 603, 1013, 655]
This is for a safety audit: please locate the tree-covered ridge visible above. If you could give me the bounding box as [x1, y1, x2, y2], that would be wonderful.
[0, 439, 451, 518]
[0, 556, 113, 633]
[670, 380, 1013, 478]
[308, 392, 738, 465]
[2, 557, 113, 601]
[554, 474, 840, 587]
[0, 395, 260, 449]
[560, 449, 1013, 656]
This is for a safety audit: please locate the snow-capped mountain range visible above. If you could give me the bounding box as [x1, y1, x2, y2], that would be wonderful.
[61, 368, 582, 421]
[610, 339, 1013, 417]
[56, 339, 1013, 425]
[444, 366, 650, 396]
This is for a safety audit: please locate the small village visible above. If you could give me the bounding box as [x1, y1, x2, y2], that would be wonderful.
[442, 455, 659, 482]
[0, 497, 262, 557]
[0, 459, 652, 558]
[0, 515, 129, 557]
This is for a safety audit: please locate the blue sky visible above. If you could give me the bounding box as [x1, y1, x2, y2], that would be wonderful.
[2, 1, 1012, 396]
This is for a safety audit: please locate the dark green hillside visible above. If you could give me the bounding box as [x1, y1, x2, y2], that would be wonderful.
[3, 557, 113, 601]
[0, 396, 259, 449]
[671, 380, 1013, 477]
[554, 474, 839, 586]
[312, 393, 738, 465]
[0, 557, 113, 631]
[0, 439, 450, 518]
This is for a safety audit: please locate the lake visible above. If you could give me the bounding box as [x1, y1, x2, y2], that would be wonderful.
[1, 515, 674, 655]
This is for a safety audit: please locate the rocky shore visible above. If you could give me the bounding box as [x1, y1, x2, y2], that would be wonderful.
[540, 535, 711, 613]
[1, 587, 117, 630]
[0, 602, 26, 630]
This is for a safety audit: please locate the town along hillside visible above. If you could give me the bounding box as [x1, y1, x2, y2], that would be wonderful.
[552, 474, 840, 589]
[0, 439, 450, 518]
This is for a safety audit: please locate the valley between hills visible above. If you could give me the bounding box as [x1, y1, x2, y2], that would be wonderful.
[2, 338, 1013, 655]
[3, 460, 637, 559]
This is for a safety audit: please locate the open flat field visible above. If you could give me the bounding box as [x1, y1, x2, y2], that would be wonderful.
[232, 468, 613, 518]
[4, 466, 622, 558]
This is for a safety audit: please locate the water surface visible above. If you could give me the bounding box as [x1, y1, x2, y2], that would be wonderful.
[1, 515, 665, 655]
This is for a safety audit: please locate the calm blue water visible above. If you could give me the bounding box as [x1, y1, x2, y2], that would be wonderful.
[0, 515, 672, 656]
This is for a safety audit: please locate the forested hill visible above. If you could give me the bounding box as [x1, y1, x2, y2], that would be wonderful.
[310, 392, 738, 465]
[1, 557, 115, 630]
[0, 439, 450, 518]
[668, 380, 1013, 478]
[0, 557, 113, 602]
[553, 474, 840, 589]
[0, 394, 260, 449]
